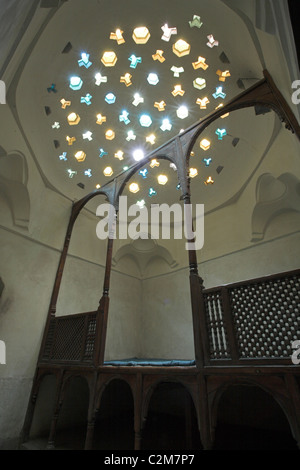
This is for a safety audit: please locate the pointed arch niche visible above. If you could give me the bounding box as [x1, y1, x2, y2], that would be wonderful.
[104, 156, 195, 362]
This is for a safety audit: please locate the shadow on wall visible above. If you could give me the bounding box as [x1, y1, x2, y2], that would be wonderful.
[0, 147, 30, 229]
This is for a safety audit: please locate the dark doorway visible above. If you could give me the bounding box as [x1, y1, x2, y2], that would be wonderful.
[142, 381, 201, 450]
[214, 384, 298, 450]
[93, 379, 134, 450]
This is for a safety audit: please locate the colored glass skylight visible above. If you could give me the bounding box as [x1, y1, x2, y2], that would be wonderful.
[170, 66, 184, 77]
[147, 73, 159, 85]
[84, 169, 92, 177]
[149, 187, 157, 197]
[200, 138, 211, 151]
[115, 150, 124, 160]
[177, 105, 189, 119]
[213, 86, 226, 99]
[146, 134, 156, 145]
[81, 93, 92, 105]
[110, 29, 125, 45]
[154, 100, 166, 111]
[157, 174, 168, 185]
[160, 118, 172, 131]
[120, 73, 132, 87]
[189, 15, 203, 28]
[78, 52, 92, 68]
[215, 128, 227, 140]
[196, 97, 210, 109]
[132, 93, 144, 106]
[206, 34, 219, 48]
[67, 169, 77, 178]
[105, 93, 116, 104]
[139, 168, 148, 178]
[69, 76, 83, 90]
[101, 51, 117, 66]
[189, 168, 198, 178]
[133, 149, 145, 161]
[104, 166, 113, 177]
[132, 26, 150, 44]
[74, 151, 86, 162]
[139, 114, 152, 127]
[95, 73, 108, 86]
[96, 114, 107, 125]
[126, 130, 136, 141]
[173, 39, 191, 57]
[59, 152, 67, 161]
[152, 50, 165, 62]
[99, 148, 108, 158]
[128, 54, 142, 68]
[205, 176, 214, 185]
[193, 78, 206, 90]
[129, 182, 140, 193]
[119, 110, 130, 125]
[192, 56, 208, 70]
[60, 98, 71, 109]
[172, 85, 185, 96]
[105, 129, 115, 140]
[161, 24, 177, 41]
[83, 131, 93, 141]
[203, 157, 212, 166]
[150, 159, 160, 168]
[67, 113, 80, 125]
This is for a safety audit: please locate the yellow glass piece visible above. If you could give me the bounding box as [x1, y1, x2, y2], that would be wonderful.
[66, 136, 76, 145]
[96, 184, 101, 189]
[74, 151, 86, 162]
[200, 139, 211, 151]
[150, 158, 160, 168]
[101, 51, 117, 67]
[189, 168, 198, 178]
[105, 129, 115, 140]
[152, 50, 165, 62]
[205, 176, 214, 185]
[129, 182, 140, 193]
[120, 73, 132, 87]
[196, 97, 210, 109]
[96, 114, 107, 125]
[146, 134, 156, 145]
[60, 98, 71, 109]
[215, 103, 229, 118]
[110, 29, 125, 45]
[157, 174, 168, 185]
[172, 39, 191, 57]
[193, 78, 206, 90]
[172, 85, 185, 97]
[192, 56, 208, 70]
[216, 69, 231, 82]
[154, 100, 166, 111]
[104, 167, 113, 177]
[132, 26, 150, 44]
[114, 150, 124, 160]
[67, 112, 80, 125]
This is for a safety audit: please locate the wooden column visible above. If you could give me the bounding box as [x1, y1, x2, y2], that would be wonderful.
[46, 370, 64, 449]
[134, 373, 143, 450]
[183, 194, 209, 368]
[197, 374, 213, 450]
[95, 211, 116, 366]
[84, 372, 98, 450]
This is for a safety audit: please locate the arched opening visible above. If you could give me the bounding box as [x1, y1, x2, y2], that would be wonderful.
[213, 383, 298, 450]
[142, 381, 201, 450]
[105, 157, 195, 363]
[93, 379, 134, 450]
[28, 374, 57, 446]
[54, 375, 89, 450]
[56, 194, 109, 317]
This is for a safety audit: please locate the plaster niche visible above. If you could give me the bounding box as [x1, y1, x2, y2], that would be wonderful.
[0, 147, 30, 229]
[251, 172, 300, 241]
[112, 235, 178, 278]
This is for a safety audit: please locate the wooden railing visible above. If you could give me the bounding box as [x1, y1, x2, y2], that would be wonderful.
[203, 269, 300, 365]
[39, 269, 299, 368]
[40, 311, 99, 365]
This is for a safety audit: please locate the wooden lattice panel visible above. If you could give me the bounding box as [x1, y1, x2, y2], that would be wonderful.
[204, 291, 230, 359]
[229, 274, 300, 359]
[51, 316, 85, 361]
[83, 314, 97, 361]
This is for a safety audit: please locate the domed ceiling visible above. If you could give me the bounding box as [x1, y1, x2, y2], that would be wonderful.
[14, 0, 290, 211]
